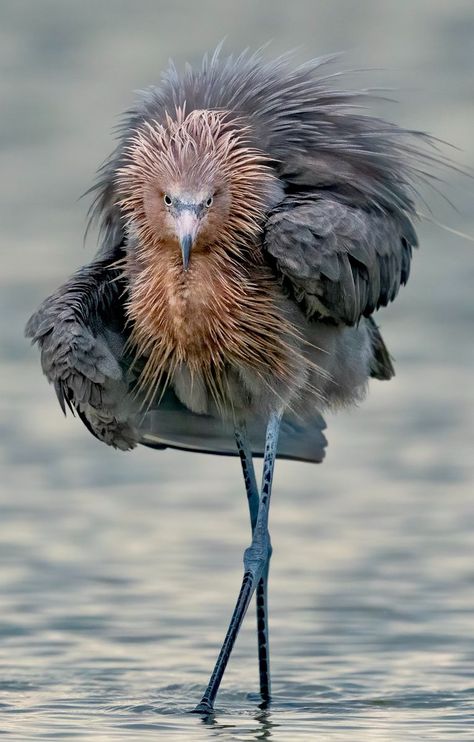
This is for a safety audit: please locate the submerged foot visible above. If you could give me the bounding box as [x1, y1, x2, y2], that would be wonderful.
[192, 699, 215, 714]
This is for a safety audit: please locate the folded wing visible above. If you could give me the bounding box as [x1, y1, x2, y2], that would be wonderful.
[264, 195, 417, 326]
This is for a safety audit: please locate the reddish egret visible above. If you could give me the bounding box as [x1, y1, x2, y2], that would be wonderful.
[27, 48, 439, 713]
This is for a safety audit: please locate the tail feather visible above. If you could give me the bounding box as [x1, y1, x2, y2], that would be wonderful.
[367, 317, 395, 380]
[139, 388, 327, 463]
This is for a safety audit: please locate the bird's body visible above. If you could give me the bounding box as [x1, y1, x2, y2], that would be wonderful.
[26, 48, 436, 711]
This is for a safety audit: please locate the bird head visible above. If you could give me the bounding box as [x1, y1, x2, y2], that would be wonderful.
[157, 190, 215, 271]
[116, 109, 279, 270]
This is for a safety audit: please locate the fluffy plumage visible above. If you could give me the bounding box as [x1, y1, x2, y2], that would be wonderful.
[116, 108, 301, 413]
[26, 47, 442, 457]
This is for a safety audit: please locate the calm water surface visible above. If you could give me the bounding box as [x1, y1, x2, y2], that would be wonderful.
[1, 1, 473, 739]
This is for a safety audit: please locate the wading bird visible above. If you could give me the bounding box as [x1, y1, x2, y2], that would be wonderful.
[27, 48, 438, 712]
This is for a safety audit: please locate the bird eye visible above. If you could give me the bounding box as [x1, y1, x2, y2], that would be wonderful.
[205, 196, 213, 208]
[163, 194, 172, 206]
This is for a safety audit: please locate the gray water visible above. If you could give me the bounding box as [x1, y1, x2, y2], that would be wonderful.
[1, 1, 474, 739]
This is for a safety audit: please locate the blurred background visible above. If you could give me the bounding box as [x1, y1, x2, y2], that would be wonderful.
[1, 1, 473, 739]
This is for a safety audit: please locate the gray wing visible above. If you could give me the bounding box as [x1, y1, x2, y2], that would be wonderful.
[25, 244, 141, 451]
[264, 194, 417, 326]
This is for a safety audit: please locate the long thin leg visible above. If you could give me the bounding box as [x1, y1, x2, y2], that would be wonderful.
[235, 426, 272, 704]
[256, 562, 271, 703]
[235, 426, 259, 531]
[194, 410, 282, 713]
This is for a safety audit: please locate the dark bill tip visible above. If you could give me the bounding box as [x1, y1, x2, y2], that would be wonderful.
[180, 235, 193, 271]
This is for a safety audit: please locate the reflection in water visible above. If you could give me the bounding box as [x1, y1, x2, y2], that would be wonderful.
[1, 0, 473, 739]
[202, 707, 275, 740]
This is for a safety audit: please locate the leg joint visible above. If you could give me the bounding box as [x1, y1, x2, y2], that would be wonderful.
[243, 536, 272, 575]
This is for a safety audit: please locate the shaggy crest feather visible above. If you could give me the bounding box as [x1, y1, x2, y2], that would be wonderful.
[116, 108, 277, 255]
[86, 46, 457, 261]
[114, 108, 309, 414]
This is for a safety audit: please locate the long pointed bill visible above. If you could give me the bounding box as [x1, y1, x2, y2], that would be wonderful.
[176, 210, 199, 271]
[180, 234, 193, 271]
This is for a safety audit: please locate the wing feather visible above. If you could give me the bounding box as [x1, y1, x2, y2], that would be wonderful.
[25, 249, 140, 451]
[264, 195, 416, 324]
